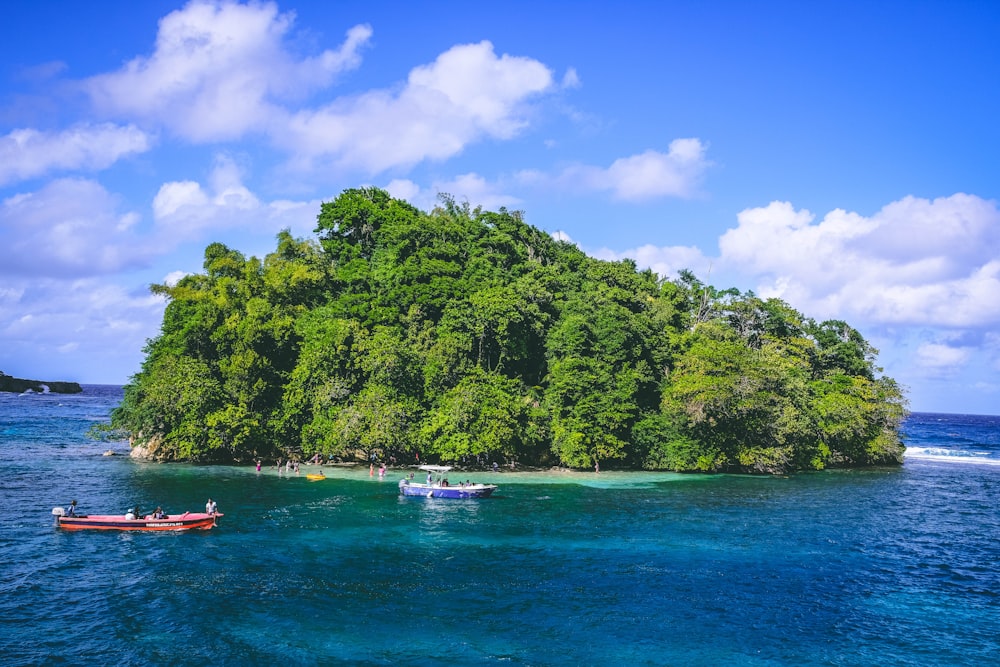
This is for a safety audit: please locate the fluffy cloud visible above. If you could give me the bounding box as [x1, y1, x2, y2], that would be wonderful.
[0, 159, 321, 282]
[524, 138, 711, 201]
[916, 342, 973, 375]
[0, 276, 166, 383]
[719, 194, 1000, 328]
[82, 2, 556, 175]
[85, 0, 371, 142]
[594, 243, 712, 279]
[0, 179, 154, 278]
[0, 123, 151, 185]
[281, 41, 554, 173]
[388, 172, 523, 212]
[384, 179, 422, 203]
[152, 155, 318, 241]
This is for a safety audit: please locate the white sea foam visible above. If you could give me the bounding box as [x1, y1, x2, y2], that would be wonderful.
[904, 447, 1000, 466]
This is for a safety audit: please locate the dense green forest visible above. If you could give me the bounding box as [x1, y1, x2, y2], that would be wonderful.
[111, 187, 907, 473]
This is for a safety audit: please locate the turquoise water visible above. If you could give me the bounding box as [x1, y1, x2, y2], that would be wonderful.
[1, 387, 998, 666]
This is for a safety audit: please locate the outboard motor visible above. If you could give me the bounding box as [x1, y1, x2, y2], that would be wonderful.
[52, 506, 65, 526]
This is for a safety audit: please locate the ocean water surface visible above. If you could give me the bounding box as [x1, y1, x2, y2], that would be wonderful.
[1, 387, 998, 666]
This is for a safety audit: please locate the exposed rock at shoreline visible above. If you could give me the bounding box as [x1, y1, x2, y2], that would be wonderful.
[0, 371, 82, 394]
[129, 434, 169, 462]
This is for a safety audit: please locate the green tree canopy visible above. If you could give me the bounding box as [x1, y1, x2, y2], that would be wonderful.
[113, 188, 907, 473]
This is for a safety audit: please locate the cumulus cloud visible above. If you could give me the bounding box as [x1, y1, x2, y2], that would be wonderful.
[719, 194, 1000, 328]
[433, 173, 523, 210]
[0, 276, 166, 383]
[0, 179, 154, 278]
[152, 154, 318, 240]
[163, 270, 189, 287]
[384, 179, 421, 203]
[81, 3, 559, 175]
[916, 342, 972, 370]
[524, 138, 712, 201]
[85, 0, 372, 142]
[385, 173, 523, 212]
[0, 123, 151, 185]
[594, 243, 713, 280]
[281, 41, 554, 173]
[0, 158, 321, 283]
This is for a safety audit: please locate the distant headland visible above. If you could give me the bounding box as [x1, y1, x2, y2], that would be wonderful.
[0, 371, 83, 394]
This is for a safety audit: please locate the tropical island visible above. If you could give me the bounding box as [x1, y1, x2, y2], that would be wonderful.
[111, 188, 907, 474]
[0, 371, 82, 394]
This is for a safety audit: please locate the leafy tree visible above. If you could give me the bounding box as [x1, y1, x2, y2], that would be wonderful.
[113, 187, 907, 474]
[419, 368, 526, 463]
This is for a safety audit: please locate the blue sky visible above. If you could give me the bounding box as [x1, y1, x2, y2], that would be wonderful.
[1, 0, 998, 414]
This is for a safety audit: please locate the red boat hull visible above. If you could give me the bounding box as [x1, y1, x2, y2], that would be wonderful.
[57, 512, 222, 531]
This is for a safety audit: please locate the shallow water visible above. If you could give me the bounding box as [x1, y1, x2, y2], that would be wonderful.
[1, 388, 997, 666]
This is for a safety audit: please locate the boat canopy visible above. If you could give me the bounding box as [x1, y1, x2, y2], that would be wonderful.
[417, 465, 453, 473]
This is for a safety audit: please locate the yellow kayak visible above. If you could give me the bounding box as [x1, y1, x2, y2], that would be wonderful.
[306, 473, 326, 481]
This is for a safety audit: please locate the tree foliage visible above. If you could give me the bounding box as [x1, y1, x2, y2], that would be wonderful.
[113, 188, 907, 473]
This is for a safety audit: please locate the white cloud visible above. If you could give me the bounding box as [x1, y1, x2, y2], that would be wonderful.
[163, 270, 189, 287]
[561, 67, 581, 89]
[0, 179, 153, 278]
[0, 123, 151, 185]
[83, 4, 557, 175]
[280, 41, 554, 173]
[85, 0, 371, 142]
[152, 180, 211, 220]
[916, 343, 973, 376]
[384, 179, 421, 203]
[528, 138, 712, 201]
[385, 173, 522, 212]
[719, 194, 1000, 328]
[601, 139, 711, 200]
[432, 173, 522, 211]
[596, 243, 712, 281]
[152, 154, 317, 240]
[0, 158, 322, 283]
[0, 277, 166, 383]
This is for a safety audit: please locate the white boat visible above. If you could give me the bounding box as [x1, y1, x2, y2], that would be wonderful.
[398, 465, 497, 499]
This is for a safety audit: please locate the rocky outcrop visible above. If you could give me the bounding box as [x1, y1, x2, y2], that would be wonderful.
[0, 371, 83, 394]
[129, 433, 169, 461]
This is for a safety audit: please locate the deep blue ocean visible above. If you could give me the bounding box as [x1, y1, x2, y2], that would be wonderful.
[1, 386, 997, 666]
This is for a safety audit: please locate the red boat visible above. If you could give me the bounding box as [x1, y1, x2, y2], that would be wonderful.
[52, 507, 222, 531]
